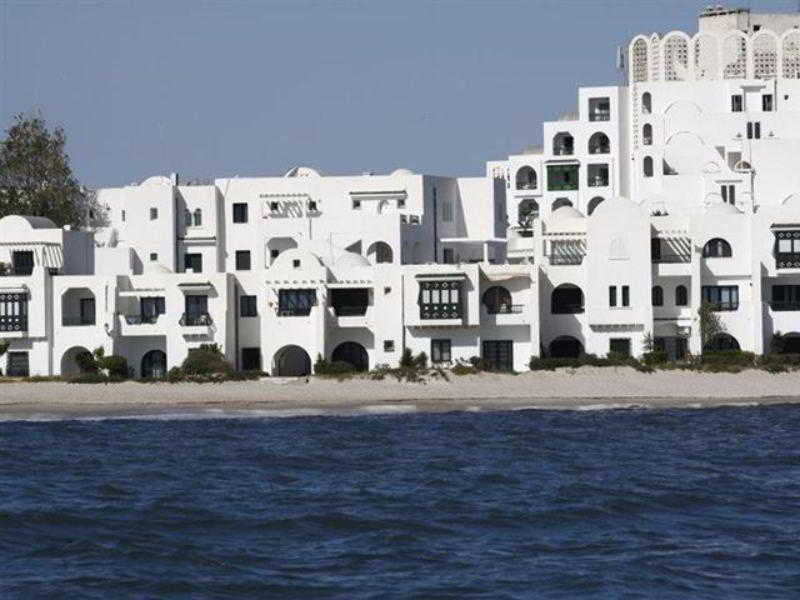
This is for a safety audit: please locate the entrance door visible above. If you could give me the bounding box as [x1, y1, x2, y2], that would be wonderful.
[12, 251, 34, 275]
[141, 350, 167, 378]
[6, 352, 29, 377]
[241, 348, 261, 371]
[482, 340, 514, 371]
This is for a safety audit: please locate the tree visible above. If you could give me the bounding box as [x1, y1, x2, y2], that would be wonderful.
[698, 301, 726, 352]
[0, 112, 100, 227]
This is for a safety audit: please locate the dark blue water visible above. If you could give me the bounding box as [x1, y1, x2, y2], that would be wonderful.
[2, 406, 800, 599]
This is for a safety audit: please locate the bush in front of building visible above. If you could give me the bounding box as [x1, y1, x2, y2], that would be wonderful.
[181, 344, 233, 376]
[314, 354, 357, 378]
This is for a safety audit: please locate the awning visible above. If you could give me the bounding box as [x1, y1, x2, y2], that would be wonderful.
[178, 282, 214, 293]
[415, 273, 466, 282]
[0, 286, 28, 295]
[0, 243, 63, 268]
[480, 266, 531, 282]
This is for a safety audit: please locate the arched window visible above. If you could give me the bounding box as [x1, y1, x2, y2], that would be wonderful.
[551, 284, 584, 314]
[588, 132, 610, 154]
[783, 31, 800, 79]
[184, 209, 192, 227]
[675, 285, 688, 306]
[553, 132, 574, 156]
[193, 208, 202, 227]
[642, 92, 652, 114]
[518, 199, 538, 230]
[587, 197, 604, 215]
[515, 166, 537, 190]
[652, 285, 664, 306]
[643, 156, 654, 177]
[482, 286, 513, 314]
[723, 33, 748, 79]
[552, 198, 573, 212]
[631, 38, 649, 83]
[703, 238, 732, 258]
[643, 123, 653, 145]
[663, 34, 689, 81]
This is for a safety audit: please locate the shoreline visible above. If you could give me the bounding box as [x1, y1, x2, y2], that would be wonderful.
[2, 367, 800, 420]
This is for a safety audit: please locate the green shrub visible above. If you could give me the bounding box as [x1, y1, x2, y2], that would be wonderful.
[99, 355, 129, 379]
[181, 345, 233, 375]
[451, 361, 480, 376]
[642, 350, 668, 366]
[67, 372, 113, 384]
[400, 347, 415, 368]
[75, 350, 99, 373]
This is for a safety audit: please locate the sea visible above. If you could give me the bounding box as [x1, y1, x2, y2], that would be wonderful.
[2, 403, 800, 599]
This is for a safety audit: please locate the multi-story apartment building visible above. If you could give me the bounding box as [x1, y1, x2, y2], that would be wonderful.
[3, 6, 800, 378]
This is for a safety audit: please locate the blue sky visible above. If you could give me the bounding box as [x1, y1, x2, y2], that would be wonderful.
[1, 0, 798, 187]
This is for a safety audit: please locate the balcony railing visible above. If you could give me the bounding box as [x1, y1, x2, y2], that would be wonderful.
[0, 267, 33, 277]
[124, 314, 161, 325]
[553, 146, 574, 156]
[486, 304, 524, 315]
[332, 305, 368, 317]
[652, 253, 691, 264]
[589, 112, 611, 122]
[62, 317, 95, 326]
[552, 304, 585, 314]
[0, 315, 27, 332]
[588, 176, 609, 187]
[549, 255, 584, 266]
[776, 253, 800, 269]
[179, 312, 213, 326]
[769, 301, 800, 312]
[277, 307, 312, 317]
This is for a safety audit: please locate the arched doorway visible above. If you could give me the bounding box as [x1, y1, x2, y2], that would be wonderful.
[141, 350, 167, 378]
[367, 241, 393, 264]
[61, 346, 94, 376]
[549, 336, 584, 358]
[779, 333, 800, 354]
[274, 345, 312, 376]
[551, 284, 584, 314]
[331, 342, 369, 372]
[704, 333, 740, 352]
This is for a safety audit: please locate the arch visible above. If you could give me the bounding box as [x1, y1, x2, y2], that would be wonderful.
[273, 345, 312, 376]
[192, 208, 202, 227]
[642, 123, 653, 145]
[141, 350, 167, 378]
[548, 336, 584, 359]
[663, 32, 689, 81]
[642, 92, 652, 114]
[631, 36, 649, 82]
[518, 199, 539, 227]
[266, 237, 298, 266]
[776, 332, 800, 354]
[551, 284, 584, 314]
[61, 346, 94, 376]
[367, 241, 393, 264]
[675, 285, 688, 306]
[704, 333, 740, 352]
[587, 196, 604, 216]
[782, 31, 800, 79]
[552, 132, 574, 156]
[702, 238, 732, 258]
[734, 160, 752, 171]
[722, 32, 748, 79]
[588, 132, 610, 154]
[693, 33, 719, 80]
[643, 156, 654, 177]
[652, 285, 664, 306]
[184, 209, 192, 227]
[331, 341, 369, 372]
[515, 166, 537, 190]
[551, 198, 573, 212]
[753, 31, 778, 79]
[482, 286, 512, 314]
[649, 33, 661, 81]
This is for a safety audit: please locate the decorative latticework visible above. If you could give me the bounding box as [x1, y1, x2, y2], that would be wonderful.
[664, 35, 689, 81]
[753, 33, 777, 79]
[783, 32, 800, 79]
[649, 34, 661, 81]
[631, 38, 649, 82]
[694, 34, 719, 80]
[722, 34, 748, 79]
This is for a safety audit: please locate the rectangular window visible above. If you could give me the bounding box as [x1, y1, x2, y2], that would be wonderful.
[609, 338, 632, 357]
[149, 252, 158, 262]
[771, 285, 800, 311]
[80, 298, 96, 325]
[235, 250, 251, 271]
[443, 248, 455, 264]
[183, 294, 209, 325]
[650, 238, 661, 261]
[383, 340, 395, 352]
[747, 122, 753, 139]
[150, 207, 158, 220]
[233, 203, 249, 223]
[352, 199, 361, 209]
[6, 351, 29, 377]
[418, 280, 464, 320]
[589, 97, 611, 121]
[482, 340, 514, 371]
[702, 285, 739, 311]
[11, 250, 34, 275]
[774, 231, 800, 268]
[140, 297, 165, 321]
[547, 165, 579, 191]
[731, 95, 743, 112]
[278, 289, 316, 316]
[184, 253, 203, 273]
[748, 121, 761, 139]
[609, 285, 617, 307]
[721, 184, 736, 205]
[240, 295, 257, 317]
[431, 339, 452, 364]
[763, 94, 774, 112]
[241, 347, 261, 371]
[622, 285, 630, 307]
[121, 210, 126, 222]
[0, 292, 28, 332]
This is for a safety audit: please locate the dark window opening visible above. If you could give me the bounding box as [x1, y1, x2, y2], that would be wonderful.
[240, 295, 258, 317]
[278, 289, 316, 316]
[184, 253, 203, 273]
[419, 280, 464, 320]
[236, 250, 251, 271]
[482, 340, 514, 371]
[552, 285, 584, 314]
[233, 203, 249, 223]
[431, 339, 452, 364]
[702, 285, 739, 311]
[330, 288, 369, 316]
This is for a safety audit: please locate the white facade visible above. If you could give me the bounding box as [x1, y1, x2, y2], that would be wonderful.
[3, 7, 800, 377]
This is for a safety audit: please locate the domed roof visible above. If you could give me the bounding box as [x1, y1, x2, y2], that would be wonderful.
[0, 215, 58, 230]
[284, 166, 321, 178]
[550, 206, 585, 220]
[140, 175, 173, 187]
[334, 251, 371, 269]
[390, 168, 414, 176]
[705, 202, 742, 216]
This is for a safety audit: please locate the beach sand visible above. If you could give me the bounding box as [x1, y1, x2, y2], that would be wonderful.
[0, 367, 799, 420]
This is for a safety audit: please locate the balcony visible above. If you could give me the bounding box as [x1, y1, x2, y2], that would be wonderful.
[333, 305, 368, 317]
[180, 312, 213, 326]
[776, 253, 800, 270]
[0, 314, 27, 334]
[486, 304, 524, 315]
[769, 302, 800, 312]
[118, 313, 167, 336]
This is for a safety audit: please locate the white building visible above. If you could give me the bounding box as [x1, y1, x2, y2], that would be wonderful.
[3, 6, 800, 378]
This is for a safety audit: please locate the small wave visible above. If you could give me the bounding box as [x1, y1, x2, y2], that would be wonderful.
[360, 404, 418, 414]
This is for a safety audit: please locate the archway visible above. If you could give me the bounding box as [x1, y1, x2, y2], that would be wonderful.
[367, 241, 393, 264]
[61, 346, 94, 376]
[141, 350, 167, 378]
[551, 284, 584, 314]
[331, 342, 369, 372]
[482, 286, 512, 314]
[515, 166, 537, 190]
[704, 333, 740, 352]
[549, 336, 583, 358]
[587, 196, 604, 215]
[552, 198, 573, 212]
[588, 132, 610, 154]
[274, 345, 312, 376]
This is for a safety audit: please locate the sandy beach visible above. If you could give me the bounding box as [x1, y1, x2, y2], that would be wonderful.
[1, 367, 799, 420]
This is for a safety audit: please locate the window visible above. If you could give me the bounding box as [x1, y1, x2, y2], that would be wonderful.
[183, 294, 210, 325]
[763, 94, 774, 112]
[140, 297, 165, 322]
[721, 184, 736, 205]
[270, 249, 280, 261]
[587, 164, 609, 187]
[675, 285, 688, 306]
[233, 203, 248, 223]
[184, 253, 203, 273]
[330, 288, 368, 316]
[240, 295, 257, 317]
[747, 121, 761, 139]
[0, 292, 28, 332]
[552, 132, 574, 156]
[121, 210, 126, 222]
[643, 123, 653, 145]
[383, 340, 395, 352]
[193, 208, 202, 227]
[418, 279, 463, 320]
[149, 252, 158, 262]
[587, 197, 604, 216]
[352, 199, 361, 209]
[609, 285, 617, 307]
[278, 289, 316, 316]
[483, 286, 515, 314]
[642, 92, 652, 114]
[236, 250, 251, 271]
[771, 285, 800, 311]
[609, 338, 631, 357]
[431, 339, 452, 364]
[589, 97, 611, 121]
[292, 259, 300, 268]
[150, 207, 158, 220]
[482, 340, 514, 371]
[622, 285, 630, 307]
[80, 298, 96, 325]
[6, 351, 29, 377]
[547, 165, 579, 191]
[650, 238, 661, 262]
[184, 210, 192, 227]
[552, 284, 584, 314]
[643, 156, 654, 177]
[775, 231, 800, 268]
[384, 287, 391, 294]
[241, 348, 261, 371]
[731, 94, 743, 112]
[516, 166, 537, 190]
[652, 285, 663, 306]
[702, 238, 732, 258]
[442, 248, 455, 264]
[702, 285, 739, 311]
[588, 132, 610, 154]
[270, 201, 280, 212]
